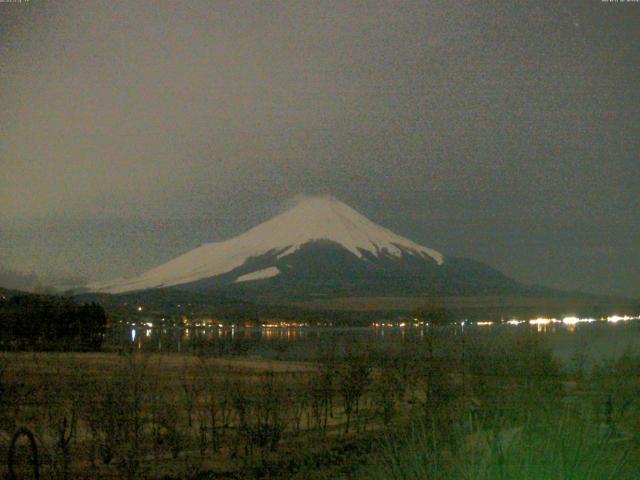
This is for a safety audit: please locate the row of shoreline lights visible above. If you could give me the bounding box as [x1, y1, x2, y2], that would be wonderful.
[373, 315, 639, 328]
[486, 315, 639, 327]
[132, 314, 637, 329]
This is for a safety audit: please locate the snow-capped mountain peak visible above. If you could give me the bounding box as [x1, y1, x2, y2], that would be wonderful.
[88, 196, 443, 293]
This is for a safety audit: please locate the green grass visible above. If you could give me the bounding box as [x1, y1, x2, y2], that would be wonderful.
[357, 405, 638, 480]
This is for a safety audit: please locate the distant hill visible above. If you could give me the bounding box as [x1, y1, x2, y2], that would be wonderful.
[0, 268, 38, 292]
[294, 293, 639, 320]
[0, 286, 22, 299]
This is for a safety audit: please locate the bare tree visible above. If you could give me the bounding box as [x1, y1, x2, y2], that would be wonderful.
[339, 353, 371, 434]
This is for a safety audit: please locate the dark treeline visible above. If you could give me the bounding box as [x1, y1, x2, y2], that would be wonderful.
[0, 294, 106, 351]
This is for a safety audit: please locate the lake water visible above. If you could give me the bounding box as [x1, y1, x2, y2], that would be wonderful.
[106, 318, 640, 367]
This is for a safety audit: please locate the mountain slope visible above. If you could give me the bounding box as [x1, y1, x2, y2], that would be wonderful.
[88, 195, 533, 298]
[89, 196, 445, 294]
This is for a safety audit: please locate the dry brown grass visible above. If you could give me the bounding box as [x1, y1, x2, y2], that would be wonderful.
[0, 351, 390, 479]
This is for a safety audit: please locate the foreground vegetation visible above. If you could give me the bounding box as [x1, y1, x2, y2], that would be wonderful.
[355, 341, 640, 480]
[1, 328, 638, 479]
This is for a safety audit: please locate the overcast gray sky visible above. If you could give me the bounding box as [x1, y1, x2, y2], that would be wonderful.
[1, 1, 638, 297]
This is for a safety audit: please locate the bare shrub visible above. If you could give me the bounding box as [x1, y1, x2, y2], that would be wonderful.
[38, 355, 82, 480]
[372, 358, 404, 427]
[81, 354, 149, 479]
[339, 352, 371, 434]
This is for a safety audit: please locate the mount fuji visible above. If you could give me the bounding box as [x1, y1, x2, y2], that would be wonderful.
[88, 196, 525, 298]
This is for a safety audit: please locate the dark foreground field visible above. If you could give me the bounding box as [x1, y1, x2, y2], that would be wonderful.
[2, 329, 639, 479]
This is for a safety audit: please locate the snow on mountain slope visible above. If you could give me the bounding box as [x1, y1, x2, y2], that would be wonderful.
[235, 267, 281, 283]
[88, 196, 443, 293]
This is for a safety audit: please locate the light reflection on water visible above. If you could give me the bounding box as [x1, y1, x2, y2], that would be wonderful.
[112, 319, 640, 365]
